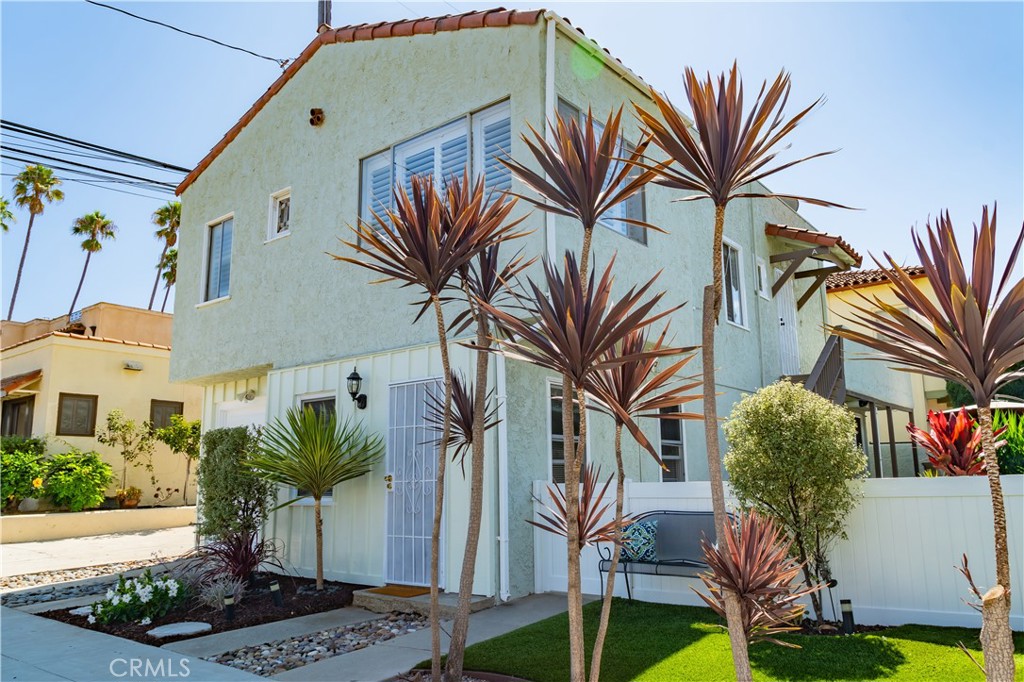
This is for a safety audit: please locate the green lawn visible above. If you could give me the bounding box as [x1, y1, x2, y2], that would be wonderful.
[455, 599, 1024, 681]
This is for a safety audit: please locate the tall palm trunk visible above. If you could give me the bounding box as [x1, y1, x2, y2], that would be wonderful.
[430, 296, 454, 681]
[704, 205, 753, 681]
[446, 312, 491, 680]
[977, 405, 1015, 681]
[69, 251, 92, 317]
[161, 284, 171, 313]
[589, 422, 624, 681]
[149, 243, 168, 310]
[314, 495, 324, 590]
[7, 212, 36, 320]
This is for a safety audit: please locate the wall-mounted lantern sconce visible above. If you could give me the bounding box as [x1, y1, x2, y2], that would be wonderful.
[347, 367, 367, 409]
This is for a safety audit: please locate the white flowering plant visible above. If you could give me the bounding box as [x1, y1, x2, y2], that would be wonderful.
[90, 569, 186, 625]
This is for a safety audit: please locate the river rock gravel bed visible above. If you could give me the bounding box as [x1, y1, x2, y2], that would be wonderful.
[1, 558, 168, 593]
[207, 612, 428, 677]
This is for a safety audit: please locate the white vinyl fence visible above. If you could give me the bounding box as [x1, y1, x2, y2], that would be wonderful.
[533, 476, 1024, 629]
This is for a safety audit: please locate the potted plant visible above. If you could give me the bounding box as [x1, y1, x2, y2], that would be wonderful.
[115, 486, 142, 509]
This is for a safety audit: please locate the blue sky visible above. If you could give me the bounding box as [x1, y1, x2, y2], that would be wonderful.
[2, 1, 1022, 322]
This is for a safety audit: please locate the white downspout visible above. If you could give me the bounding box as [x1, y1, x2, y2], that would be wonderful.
[544, 16, 557, 262]
[496, 354, 511, 602]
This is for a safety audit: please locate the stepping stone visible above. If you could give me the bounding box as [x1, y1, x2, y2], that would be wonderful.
[147, 622, 212, 638]
[70, 606, 94, 616]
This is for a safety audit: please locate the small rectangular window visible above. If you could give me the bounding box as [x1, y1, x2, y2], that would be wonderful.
[268, 189, 290, 239]
[296, 396, 337, 498]
[755, 256, 770, 299]
[205, 217, 233, 301]
[723, 241, 746, 327]
[1, 396, 35, 437]
[659, 406, 685, 482]
[56, 393, 98, 436]
[550, 383, 584, 484]
[150, 400, 184, 430]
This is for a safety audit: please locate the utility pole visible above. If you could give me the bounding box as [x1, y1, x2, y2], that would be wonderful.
[317, 0, 332, 30]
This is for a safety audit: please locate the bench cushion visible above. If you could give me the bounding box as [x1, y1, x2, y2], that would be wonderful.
[621, 519, 659, 562]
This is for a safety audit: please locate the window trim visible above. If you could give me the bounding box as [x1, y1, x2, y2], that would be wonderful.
[291, 391, 339, 505]
[266, 188, 291, 243]
[755, 256, 771, 300]
[657, 406, 687, 483]
[546, 378, 590, 484]
[201, 212, 234, 303]
[722, 237, 750, 330]
[149, 399, 184, 429]
[55, 392, 99, 437]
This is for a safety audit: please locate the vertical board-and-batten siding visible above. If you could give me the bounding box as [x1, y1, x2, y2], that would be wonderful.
[533, 476, 1024, 629]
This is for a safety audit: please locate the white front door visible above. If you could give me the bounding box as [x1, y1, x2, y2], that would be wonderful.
[776, 269, 800, 375]
[385, 378, 443, 587]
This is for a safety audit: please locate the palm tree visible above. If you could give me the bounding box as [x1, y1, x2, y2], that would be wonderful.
[149, 201, 180, 310]
[68, 211, 117, 316]
[8, 165, 64, 320]
[638, 64, 847, 680]
[0, 196, 14, 232]
[831, 207, 1021, 681]
[248, 406, 384, 590]
[159, 248, 177, 313]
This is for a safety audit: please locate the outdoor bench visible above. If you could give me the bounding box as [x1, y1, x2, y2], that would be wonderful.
[597, 510, 719, 600]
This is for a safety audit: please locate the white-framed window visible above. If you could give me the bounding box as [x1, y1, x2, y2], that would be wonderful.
[658, 406, 686, 482]
[267, 188, 291, 240]
[293, 393, 337, 503]
[548, 381, 585, 484]
[723, 238, 747, 328]
[558, 98, 646, 244]
[359, 100, 512, 223]
[755, 256, 770, 300]
[204, 215, 233, 302]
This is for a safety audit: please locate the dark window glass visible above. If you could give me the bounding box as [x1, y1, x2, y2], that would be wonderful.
[550, 384, 584, 484]
[1, 396, 35, 437]
[56, 393, 98, 436]
[205, 217, 233, 301]
[659, 405, 685, 482]
[150, 400, 184, 430]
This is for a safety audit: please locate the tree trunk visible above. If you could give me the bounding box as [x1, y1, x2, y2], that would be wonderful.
[314, 495, 324, 590]
[430, 296, 454, 682]
[149, 243, 168, 310]
[445, 314, 491, 681]
[703, 203, 752, 680]
[7, 212, 36, 320]
[977, 406, 1015, 682]
[589, 422, 624, 682]
[69, 251, 92, 317]
[563, 385, 588, 682]
[183, 457, 192, 506]
[161, 284, 171, 313]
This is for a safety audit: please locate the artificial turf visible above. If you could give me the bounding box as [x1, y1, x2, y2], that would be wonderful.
[455, 599, 1024, 681]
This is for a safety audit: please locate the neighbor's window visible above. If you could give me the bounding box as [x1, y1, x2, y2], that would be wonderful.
[296, 396, 337, 499]
[659, 406, 685, 482]
[205, 216, 233, 301]
[723, 241, 746, 326]
[755, 256, 770, 300]
[1, 396, 35, 437]
[269, 189, 291, 239]
[360, 101, 512, 224]
[56, 393, 98, 436]
[550, 383, 584, 484]
[150, 400, 184, 430]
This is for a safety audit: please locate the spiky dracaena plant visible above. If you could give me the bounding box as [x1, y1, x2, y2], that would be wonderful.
[333, 172, 524, 680]
[500, 107, 658, 682]
[583, 326, 702, 679]
[907, 408, 1003, 476]
[637, 63, 848, 681]
[832, 206, 1022, 681]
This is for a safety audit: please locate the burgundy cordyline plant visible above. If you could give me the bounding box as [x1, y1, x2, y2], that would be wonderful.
[637, 63, 849, 681]
[907, 408, 1005, 476]
[832, 206, 1022, 681]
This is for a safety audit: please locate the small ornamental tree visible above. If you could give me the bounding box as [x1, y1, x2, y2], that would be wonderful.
[155, 414, 202, 505]
[724, 380, 866, 625]
[96, 408, 156, 492]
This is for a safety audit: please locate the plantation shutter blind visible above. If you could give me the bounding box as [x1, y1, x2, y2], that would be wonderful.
[474, 102, 512, 196]
[361, 152, 392, 221]
[396, 120, 467, 199]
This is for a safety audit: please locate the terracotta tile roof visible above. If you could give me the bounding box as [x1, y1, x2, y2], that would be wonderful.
[764, 223, 862, 267]
[176, 8, 546, 196]
[825, 265, 926, 292]
[2, 331, 172, 353]
[1, 369, 42, 395]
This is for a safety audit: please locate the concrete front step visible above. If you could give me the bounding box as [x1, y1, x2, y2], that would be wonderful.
[352, 587, 494, 618]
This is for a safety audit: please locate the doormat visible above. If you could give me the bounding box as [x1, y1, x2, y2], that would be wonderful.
[368, 584, 430, 598]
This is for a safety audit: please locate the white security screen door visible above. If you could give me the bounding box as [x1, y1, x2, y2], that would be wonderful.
[776, 269, 800, 376]
[385, 379, 443, 587]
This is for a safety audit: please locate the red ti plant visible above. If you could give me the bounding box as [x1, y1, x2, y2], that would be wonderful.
[695, 510, 822, 647]
[527, 463, 629, 549]
[907, 408, 1004, 476]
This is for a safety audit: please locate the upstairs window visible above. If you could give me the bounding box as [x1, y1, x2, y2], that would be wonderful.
[205, 216, 233, 301]
[550, 383, 584, 484]
[723, 240, 747, 327]
[268, 189, 291, 239]
[659, 406, 685, 482]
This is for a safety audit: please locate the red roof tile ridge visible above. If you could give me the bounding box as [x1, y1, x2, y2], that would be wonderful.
[765, 223, 863, 267]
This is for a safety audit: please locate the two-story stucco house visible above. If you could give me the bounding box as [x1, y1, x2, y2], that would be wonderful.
[171, 8, 904, 602]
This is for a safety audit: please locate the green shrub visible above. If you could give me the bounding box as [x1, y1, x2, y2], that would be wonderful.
[1, 445, 45, 510]
[89, 569, 186, 625]
[43, 449, 114, 512]
[724, 380, 867, 624]
[197, 427, 275, 540]
[1, 435, 46, 456]
[993, 410, 1024, 475]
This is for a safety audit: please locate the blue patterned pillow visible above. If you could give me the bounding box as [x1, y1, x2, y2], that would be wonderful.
[621, 519, 658, 562]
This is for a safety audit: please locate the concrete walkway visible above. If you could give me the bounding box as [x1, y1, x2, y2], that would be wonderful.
[1, 526, 195, 577]
[0, 607, 259, 681]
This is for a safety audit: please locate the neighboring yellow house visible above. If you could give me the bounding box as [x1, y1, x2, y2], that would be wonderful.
[1, 303, 202, 506]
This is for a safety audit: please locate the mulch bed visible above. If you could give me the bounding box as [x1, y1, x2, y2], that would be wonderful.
[42, 572, 368, 645]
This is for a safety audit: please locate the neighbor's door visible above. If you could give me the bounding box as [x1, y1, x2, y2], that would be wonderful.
[776, 269, 800, 376]
[385, 378, 443, 587]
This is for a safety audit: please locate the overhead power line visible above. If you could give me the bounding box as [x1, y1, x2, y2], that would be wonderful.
[1, 146, 179, 189]
[84, 0, 290, 68]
